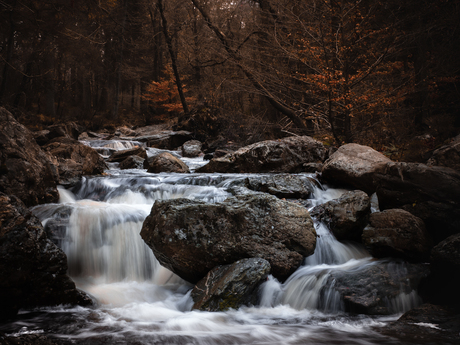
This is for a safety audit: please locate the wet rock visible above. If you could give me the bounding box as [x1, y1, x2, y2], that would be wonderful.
[322, 143, 391, 194]
[141, 194, 317, 283]
[310, 190, 371, 241]
[327, 260, 429, 315]
[0, 107, 59, 206]
[244, 174, 318, 199]
[145, 152, 189, 173]
[182, 140, 202, 158]
[119, 155, 145, 170]
[379, 304, 460, 344]
[0, 193, 91, 321]
[42, 137, 107, 186]
[191, 258, 271, 311]
[107, 146, 147, 162]
[136, 130, 192, 150]
[374, 162, 460, 243]
[362, 209, 433, 262]
[426, 134, 460, 171]
[33, 122, 84, 146]
[196, 136, 327, 173]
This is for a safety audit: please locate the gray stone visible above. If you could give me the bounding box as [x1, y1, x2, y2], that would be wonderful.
[191, 258, 270, 311]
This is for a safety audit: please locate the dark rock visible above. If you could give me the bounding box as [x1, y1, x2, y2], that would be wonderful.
[322, 143, 392, 194]
[196, 136, 327, 173]
[310, 190, 371, 241]
[42, 137, 107, 185]
[327, 260, 429, 315]
[374, 162, 460, 243]
[119, 155, 145, 170]
[0, 193, 91, 321]
[191, 258, 271, 311]
[33, 123, 84, 146]
[426, 233, 460, 307]
[301, 162, 323, 173]
[182, 140, 202, 158]
[214, 149, 232, 158]
[136, 130, 192, 150]
[362, 209, 433, 262]
[244, 174, 318, 199]
[140, 194, 317, 283]
[431, 233, 460, 267]
[0, 107, 59, 207]
[427, 134, 460, 171]
[203, 152, 214, 160]
[145, 152, 190, 173]
[107, 146, 147, 162]
[379, 304, 460, 344]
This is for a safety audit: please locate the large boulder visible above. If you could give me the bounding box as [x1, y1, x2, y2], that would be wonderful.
[42, 137, 107, 186]
[196, 136, 327, 173]
[310, 190, 371, 241]
[426, 134, 460, 171]
[362, 209, 433, 262]
[140, 194, 317, 283]
[374, 162, 460, 243]
[244, 174, 318, 199]
[321, 143, 392, 194]
[145, 152, 190, 173]
[182, 140, 202, 158]
[327, 260, 429, 315]
[0, 108, 59, 206]
[191, 258, 271, 311]
[107, 146, 147, 162]
[0, 193, 91, 320]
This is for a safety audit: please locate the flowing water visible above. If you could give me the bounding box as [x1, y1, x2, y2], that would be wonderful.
[0, 139, 424, 344]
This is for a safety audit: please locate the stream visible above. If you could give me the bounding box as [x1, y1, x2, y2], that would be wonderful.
[0, 139, 424, 344]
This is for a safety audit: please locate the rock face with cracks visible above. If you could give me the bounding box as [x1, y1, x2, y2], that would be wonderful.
[141, 194, 317, 283]
[191, 258, 271, 311]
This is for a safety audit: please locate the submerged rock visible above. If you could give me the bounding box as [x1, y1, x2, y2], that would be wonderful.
[310, 190, 371, 241]
[42, 137, 107, 186]
[0, 107, 59, 206]
[374, 162, 460, 243]
[0, 193, 91, 321]
[196, 136, 327, 173]
[191, 258, 270, 311]
[141, 194, 316, 283]
[362, 209, 433, 262]
[327, 260, 429, 315]
[321, 143, 391, 194]
[145, 152, 190, 173]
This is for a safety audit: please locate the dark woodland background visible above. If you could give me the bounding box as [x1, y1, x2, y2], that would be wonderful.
[1, 0, 459, 159]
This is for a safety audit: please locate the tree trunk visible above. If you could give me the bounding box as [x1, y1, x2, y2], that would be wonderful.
[157, 0, 189, 114]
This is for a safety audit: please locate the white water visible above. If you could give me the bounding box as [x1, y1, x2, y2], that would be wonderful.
[1, 140, 422, 344]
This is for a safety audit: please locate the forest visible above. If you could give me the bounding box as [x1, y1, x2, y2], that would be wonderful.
[1, 0, 459, 159]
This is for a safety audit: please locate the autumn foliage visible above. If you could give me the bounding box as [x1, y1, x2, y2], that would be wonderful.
[142, 65, 195, 114]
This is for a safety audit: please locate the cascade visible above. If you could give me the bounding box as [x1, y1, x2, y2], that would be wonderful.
[2, 139, 426, 344]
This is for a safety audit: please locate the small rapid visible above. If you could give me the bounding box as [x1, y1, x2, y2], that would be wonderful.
[1, 139, 423, 344]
